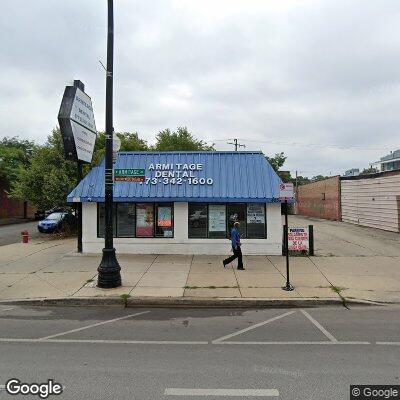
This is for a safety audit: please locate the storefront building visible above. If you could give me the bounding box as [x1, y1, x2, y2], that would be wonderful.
[67, 151, 284, 255]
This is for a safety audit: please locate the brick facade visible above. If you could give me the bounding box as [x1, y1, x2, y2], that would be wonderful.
[0, 178, 36, 222]
[294, 176, 341, 220]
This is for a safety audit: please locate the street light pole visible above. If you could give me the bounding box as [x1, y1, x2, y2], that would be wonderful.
[97, 0, 121, 288]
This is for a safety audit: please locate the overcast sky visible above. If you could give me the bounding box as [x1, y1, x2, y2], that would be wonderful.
[1, 0, 400, 177]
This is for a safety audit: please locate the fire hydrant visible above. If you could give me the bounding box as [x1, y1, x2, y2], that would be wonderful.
[21, 230, 29, 243]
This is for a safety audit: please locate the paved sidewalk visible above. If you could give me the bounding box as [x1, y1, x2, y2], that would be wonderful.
[0, 224, 399, 303]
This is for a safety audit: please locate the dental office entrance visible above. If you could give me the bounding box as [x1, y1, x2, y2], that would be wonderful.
[68, 151, 284, 255]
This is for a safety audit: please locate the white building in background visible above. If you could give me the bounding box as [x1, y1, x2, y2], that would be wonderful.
[68, 151, 285, 255]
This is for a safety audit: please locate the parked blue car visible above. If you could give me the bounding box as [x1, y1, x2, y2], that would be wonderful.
[37, 212, 76, 234]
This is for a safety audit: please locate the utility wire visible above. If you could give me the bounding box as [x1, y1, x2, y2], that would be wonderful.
[212, 138, 393, 152]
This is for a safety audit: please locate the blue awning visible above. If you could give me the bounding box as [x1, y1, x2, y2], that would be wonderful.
[67, 151, 284, 203]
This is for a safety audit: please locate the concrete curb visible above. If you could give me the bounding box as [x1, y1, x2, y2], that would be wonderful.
[0, 296, 390, 308]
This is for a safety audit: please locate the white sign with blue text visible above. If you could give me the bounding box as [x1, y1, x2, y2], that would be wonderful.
[144, 163, 213, 185]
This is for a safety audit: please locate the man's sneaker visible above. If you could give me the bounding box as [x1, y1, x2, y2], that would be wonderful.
[237, 266, 245, 270]
[222, 261, 227, 268]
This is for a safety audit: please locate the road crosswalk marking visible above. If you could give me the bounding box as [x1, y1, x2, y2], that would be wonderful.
[39, 311, 149, 340]
[212, 311, 295, 343]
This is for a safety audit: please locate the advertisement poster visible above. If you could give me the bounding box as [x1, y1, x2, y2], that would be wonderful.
[288, 227, 309, 251]
[247, 204, 265, 224]
[136, 204, 154, 237]
[209, 205, 226, 232]
[157, 207, 172, 227]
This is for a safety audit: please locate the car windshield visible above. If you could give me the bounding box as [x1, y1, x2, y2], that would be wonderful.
[46, 212, 64, 221]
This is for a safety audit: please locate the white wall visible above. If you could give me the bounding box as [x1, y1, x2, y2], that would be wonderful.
[341, 175, 400, 232]
[82, 202, 282, 255]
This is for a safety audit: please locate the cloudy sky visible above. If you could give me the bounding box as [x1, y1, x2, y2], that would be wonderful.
[1, 0, 400, 177]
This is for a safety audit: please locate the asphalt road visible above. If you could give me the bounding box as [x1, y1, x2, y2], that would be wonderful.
[0, 305, 399, 399]
[0, 221, 42, 246]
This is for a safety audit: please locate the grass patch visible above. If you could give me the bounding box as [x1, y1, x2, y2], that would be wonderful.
[120, 293, 131, 307]
[330, 285, 347, 294]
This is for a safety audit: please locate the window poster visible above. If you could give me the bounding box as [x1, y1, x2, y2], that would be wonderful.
[136, 204, 154, 237]
[247, 204, 265, 224]
[208, 205, 226, 232]
[157, 207, 172, 227]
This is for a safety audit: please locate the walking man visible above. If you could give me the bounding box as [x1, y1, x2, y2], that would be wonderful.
[223, 222, 245, 270]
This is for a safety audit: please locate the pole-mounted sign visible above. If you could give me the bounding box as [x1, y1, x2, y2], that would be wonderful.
[58, 80, 96, 254]
[279, 183, 294, 201]
[279, 182, 295, 291]
[58, 81, 97, 163]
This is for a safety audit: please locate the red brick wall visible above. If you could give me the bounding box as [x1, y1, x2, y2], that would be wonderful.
[0, 178, 36, 220]
[294, 176, 341, 220]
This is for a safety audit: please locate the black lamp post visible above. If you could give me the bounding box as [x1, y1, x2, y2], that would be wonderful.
[97, 0, 121, 288]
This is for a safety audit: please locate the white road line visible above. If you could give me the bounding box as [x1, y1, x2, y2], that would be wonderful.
[0, 308, 14, 312]
[45, 339, 208, 345]
[214, 341, 370, 345]
[0, 338, 371, 345]
[38, 311, 150, 340]
[212, 311, 296, 343]
[0, 338, 208, 345]
[300, 309, 337, 343]
[376, 342, 400, 345]
[164, 388, 279, 397]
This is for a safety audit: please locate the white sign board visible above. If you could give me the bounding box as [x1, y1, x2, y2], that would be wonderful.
[58, 84, 97, 163]
[288, 227, 309, 251]
[69, 88, 96, 131]
[279, 182, 294, 201]
[208, 205, 226, 232]
[247, 204, 265, 224]
[70, 120, 97, 163]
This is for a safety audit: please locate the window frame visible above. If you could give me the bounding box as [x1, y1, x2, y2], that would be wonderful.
[187, 203, 267, 239]
[155, 203, 174, 238]
[188, 203, 209, 239]
[246, 203, 267, 239]
[97, 202, 174, 239]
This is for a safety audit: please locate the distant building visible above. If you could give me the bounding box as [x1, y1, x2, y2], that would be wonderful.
[344, 168, 359, 177]
[378, 149, 400, 172]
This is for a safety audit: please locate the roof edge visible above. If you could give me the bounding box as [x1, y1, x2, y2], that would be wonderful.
[116, 151, 264, 154]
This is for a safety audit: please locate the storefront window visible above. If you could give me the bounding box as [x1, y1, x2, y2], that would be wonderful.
[98, 203, 174, 238]
[247, 203, 266, 238]
[227, 204, 247, 238]
[208, 204, 227, 238]
[187, 203, 267, 239]
[188, 204, 208, 238]
[117, 203, 136, 237]
[156, 204, 173, 237]
[136, 203, 154, 237]
[97, 203, 116, 238]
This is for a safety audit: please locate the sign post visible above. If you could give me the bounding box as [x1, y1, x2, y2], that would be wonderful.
[279, 183, 295, 291]
[58, 79, 97, 253]
[96, 0, 122, 289]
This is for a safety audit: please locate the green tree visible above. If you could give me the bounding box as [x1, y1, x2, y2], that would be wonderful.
[265, 152, 287, 173]
[0, 137, 37, 184]
[265, 152, 292, 181]
[311, 174, 329, 182]
[295, 175, 311, 186]
[91, 131, 148, 165]
[360, 166, 378, 175]
[10, 129, 77, 210]
[154, 127, 214, 151]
